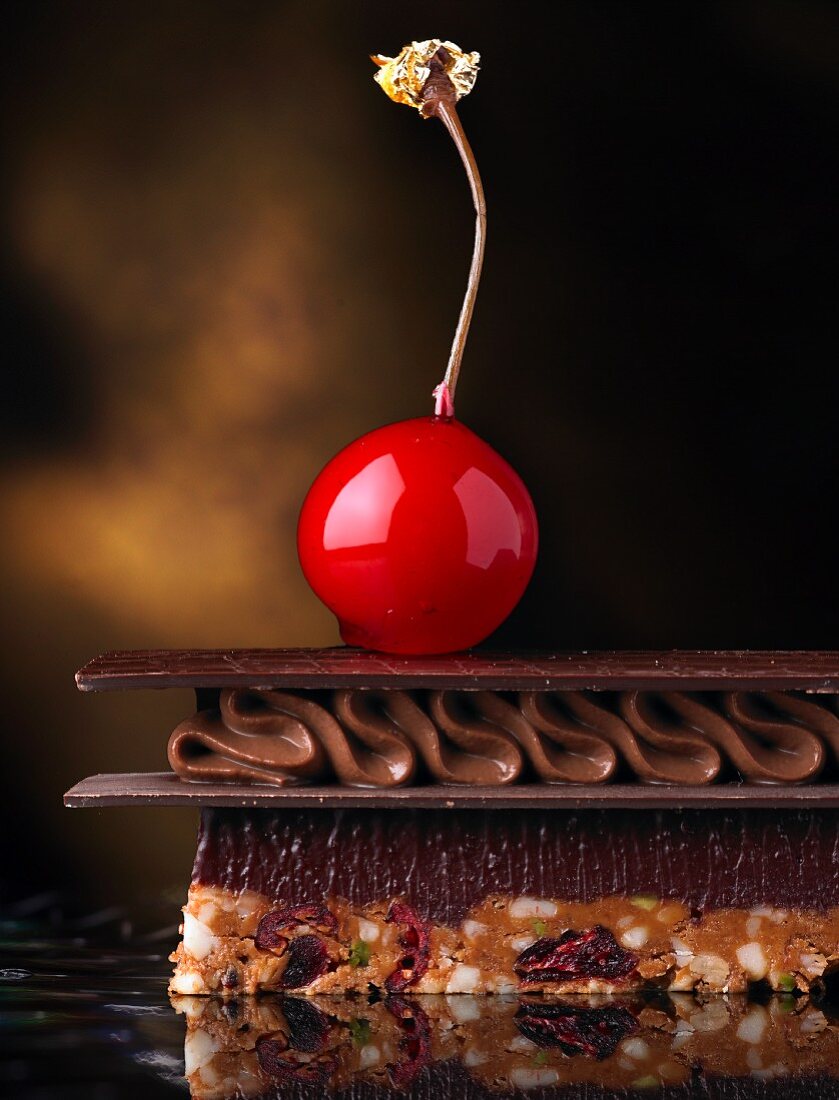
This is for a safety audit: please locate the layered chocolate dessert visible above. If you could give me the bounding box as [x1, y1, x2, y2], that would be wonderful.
[171, 805, 839, 997]
[60, 33, 839, 1100]
[66, 649, 839, 1001]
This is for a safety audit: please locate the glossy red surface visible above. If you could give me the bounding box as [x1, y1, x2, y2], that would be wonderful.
[297, 416, 538, 654]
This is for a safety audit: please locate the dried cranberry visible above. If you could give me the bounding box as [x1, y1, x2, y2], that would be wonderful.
[516, 1001, 638, 1060]
[386, 996, 432, 1088]
[283, 996, 331, 1052]
[220, 966, 239, 989]
[255, 1035, 289, 1076]
[254, 911, 290, 954]
[384, 901, 431, 992]
[280, 934, 331, 989]
[514, 926, 638, 983]
[256, 1034, 338, 1084]
[285, 903, 339, 936]
[255, 903, 338, 951]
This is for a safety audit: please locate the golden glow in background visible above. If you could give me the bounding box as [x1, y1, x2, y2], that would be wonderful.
[1, 4, 459, 895]
[1, 2, 838, 900]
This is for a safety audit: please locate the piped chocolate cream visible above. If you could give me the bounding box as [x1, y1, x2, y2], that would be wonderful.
[168, 688, 839, 788]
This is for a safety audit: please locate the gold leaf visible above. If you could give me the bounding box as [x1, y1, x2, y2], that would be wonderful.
[372, 40, 480, 111]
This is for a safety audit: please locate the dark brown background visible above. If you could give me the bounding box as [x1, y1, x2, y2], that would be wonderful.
[1, 0, 837, 903]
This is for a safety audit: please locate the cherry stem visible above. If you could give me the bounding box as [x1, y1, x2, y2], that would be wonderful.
[433, 381, 455, 417]
[430, 99, 486, 414]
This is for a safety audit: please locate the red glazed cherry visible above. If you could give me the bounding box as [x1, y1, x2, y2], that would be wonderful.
[298, 415, 537, 654]
[298, 43, 538, 654]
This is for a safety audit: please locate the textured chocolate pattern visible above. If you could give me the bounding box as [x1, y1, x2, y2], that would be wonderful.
[192, 807, 839, 923]
[76, 648, 839, 692]
[169, 688, 839, 787]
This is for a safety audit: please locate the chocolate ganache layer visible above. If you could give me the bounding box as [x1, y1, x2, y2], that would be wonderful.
[167, 688, 839, 788]
[192, 807, 839, 921]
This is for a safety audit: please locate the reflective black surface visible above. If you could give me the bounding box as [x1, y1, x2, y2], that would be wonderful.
[2, 896, 839, 1098]
[0, 896, 183, 1098]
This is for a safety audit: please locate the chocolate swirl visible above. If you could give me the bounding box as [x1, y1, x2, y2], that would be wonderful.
[168, 690, 414, 787]
[168, 688, 839, 789]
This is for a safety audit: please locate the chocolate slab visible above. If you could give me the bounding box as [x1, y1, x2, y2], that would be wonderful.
[62, 773, 839, 809]
[75, 649, 839, 693]
[190, 805, 839, 923]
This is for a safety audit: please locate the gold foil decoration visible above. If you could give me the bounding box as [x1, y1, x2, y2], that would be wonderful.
[372, 40, 480, 111]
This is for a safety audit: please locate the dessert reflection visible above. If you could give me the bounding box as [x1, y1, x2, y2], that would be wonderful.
[171, 990, 838, 1096]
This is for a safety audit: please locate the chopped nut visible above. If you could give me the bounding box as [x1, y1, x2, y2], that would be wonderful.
[736, 1006, 768, 1045]
[621, 1037, 650, 1061]
[736, 942, 768, 981]
[489, 976, 517, 993]
[359, 1045, 380, 1069]
[771, 970, 798, 992]
[182, 913, 218, 961]
[509, 1034, 538, 1053]
[800, 1009, 827, 1035]
[745, 916, 762, 939]
[510, 933, 537, 953]
[510, 1066, 560, 1089]
[357, 918, 379, 943]
[196, 900, 216, 926]
[688, 1001, 730, 1032]
[637, 954, 672, 979]
[799, 951, 826, 978]
[462, 919, 487, 940]
[445, 963, 480, 992]
[463, 1047, 488, 1066]
[509, 897, 558, 920]
[349, 939, 371, 968]
[620, 925, 649, 950]
[170, 969, 206, 995]
[670, 936, 693, 962]
[689, 954, 729, 989]
[184, 1028, 218, 1075]
[234, 891, 263, 918]
[446, 996, 481, 1022]
[670, 965, 696, 992]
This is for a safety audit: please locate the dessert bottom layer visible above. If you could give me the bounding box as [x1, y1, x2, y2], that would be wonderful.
[173, 991, 839, 1099]
[169, 884, 839, 997]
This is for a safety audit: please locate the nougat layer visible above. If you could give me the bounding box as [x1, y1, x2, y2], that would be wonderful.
[170, 883, 839, 997]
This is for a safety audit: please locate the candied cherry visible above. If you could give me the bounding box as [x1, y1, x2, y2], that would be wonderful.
[298, 412, 537, 654]
[297, 41, 538, 655]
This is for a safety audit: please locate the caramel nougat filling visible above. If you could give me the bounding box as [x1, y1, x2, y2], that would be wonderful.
[170, 885, 839, 997]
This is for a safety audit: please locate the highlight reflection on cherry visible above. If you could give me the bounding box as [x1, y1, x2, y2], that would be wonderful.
[297, 416, 538, 654]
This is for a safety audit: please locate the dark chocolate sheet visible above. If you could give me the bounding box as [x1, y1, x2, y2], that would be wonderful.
[75, 649, 839, 693]
[63, 773, 839, 809]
